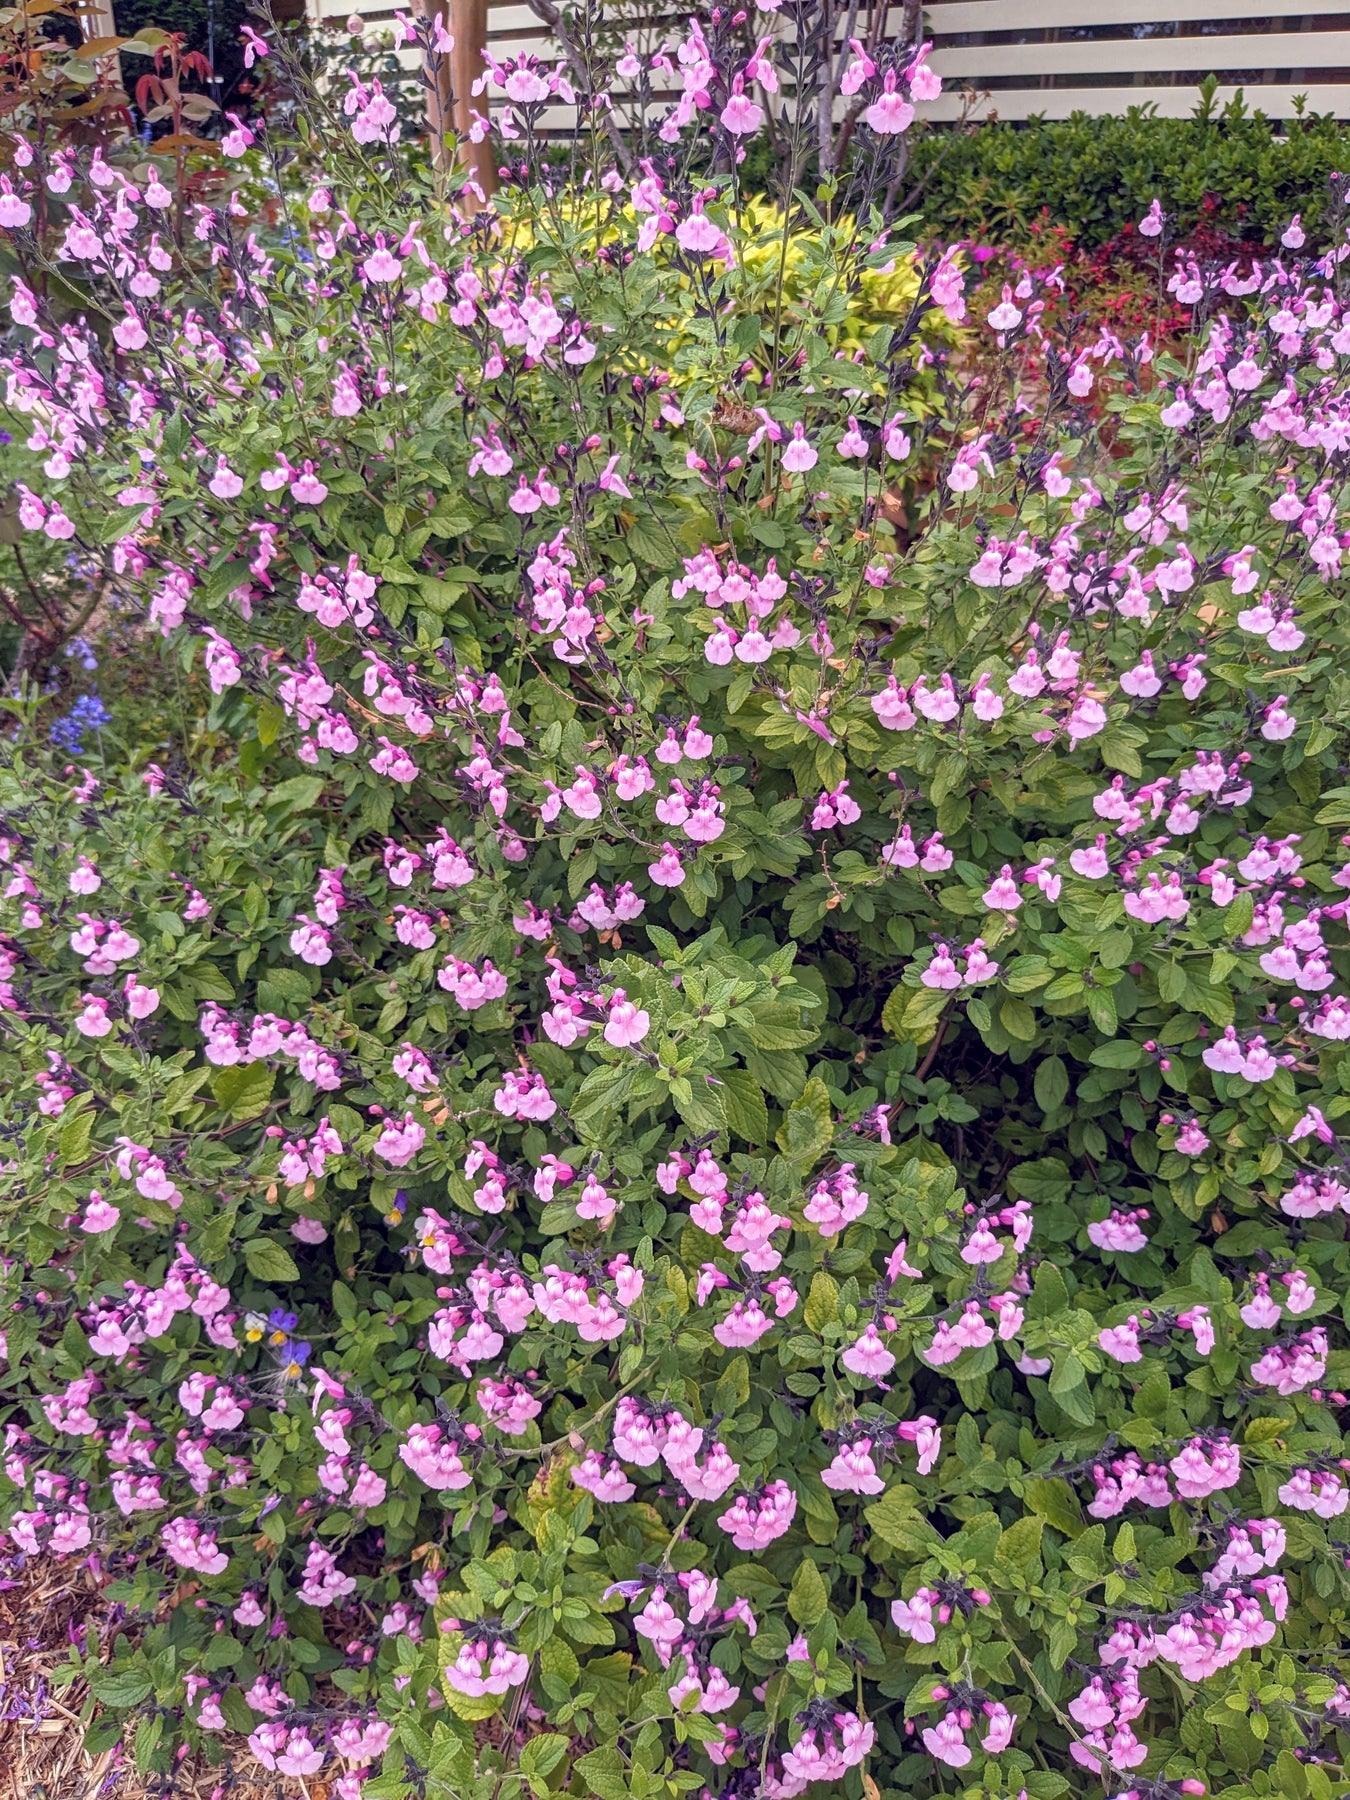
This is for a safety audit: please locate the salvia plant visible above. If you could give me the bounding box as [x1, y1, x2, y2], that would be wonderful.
[2, 10, 1350, 1800]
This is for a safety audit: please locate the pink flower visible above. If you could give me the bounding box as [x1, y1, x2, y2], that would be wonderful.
[248, 1722, 288, 1770]
[981, 1703, 1016, 1753]
[865, 69, 914, 134]
[922, 1712, 972, 1768]
[981, 865, 1021, 910]
[124, 974, 159, 1019]
[780, 423, 817, 473]
[277, 1731, 326, 1777]
[81, 1193, 120, 1233]
[720, 76, 763, 135]
[74, 994, 112, 1037]
[362, 245, 402, 282]
[986, 284, 1023, 332]
[1098, 1321, 1142, 1363]
[675, 206, 726, 257]
[648, 844, 686, 887]
[822, 1439, 884, 1495]
[290, 461, 329, 504]
[891, 1588, 937, 1643]
[840, 1323, 895, 1380]
[374, 1113, 425, 1168]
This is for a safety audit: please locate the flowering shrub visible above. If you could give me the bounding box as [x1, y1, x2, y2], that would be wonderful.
[5, 16, 1350, 1800]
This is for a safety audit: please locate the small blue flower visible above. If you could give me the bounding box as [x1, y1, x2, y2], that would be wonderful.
[49, 694, 110, 753]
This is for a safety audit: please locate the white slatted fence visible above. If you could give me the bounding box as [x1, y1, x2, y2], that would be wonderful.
[926, 1, 1350, 119]
[304, 0, 1350, 130]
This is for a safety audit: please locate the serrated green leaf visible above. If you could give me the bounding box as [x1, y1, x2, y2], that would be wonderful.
[787, 1558, 829, 1626]
[210, 1061, 276, 1120]
[721, 1068, 769, 1143]
[803, 1271, 839, 1332]
[243, 1238, 300, 1283]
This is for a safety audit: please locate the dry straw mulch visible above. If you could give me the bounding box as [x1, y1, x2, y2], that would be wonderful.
[0, 1557, 314, 1800]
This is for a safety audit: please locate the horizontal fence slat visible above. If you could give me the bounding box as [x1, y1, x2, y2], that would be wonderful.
[931, 29, 1350, 77]
[927, 0, 1350, 28]
[924, 80, 1350, 118]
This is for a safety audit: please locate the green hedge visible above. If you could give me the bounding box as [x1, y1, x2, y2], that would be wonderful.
[905, 89, 1350, 248]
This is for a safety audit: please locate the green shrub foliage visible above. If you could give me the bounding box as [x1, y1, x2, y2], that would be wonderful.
[907, 91, 1350, 248]
[1, 21, 1350, 1800]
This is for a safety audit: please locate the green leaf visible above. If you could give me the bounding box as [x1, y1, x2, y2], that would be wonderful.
[787, 1559, 829, 1626]
[1003, 953, 1052, 993]
[721, 1069, 769, 1144]
[891, 986, 949, 1044]
[1007, 1157, 1071, 1204]
[89, 1667, 152, 1706]
[266, 774, 326, 816]
[1085, 985, 1118, 1035]
[994, 1515, 1044, 1580]
[999, 996, 1037, 1042]
[1027, 1260, 1070, 1319]
[521, 1734, 569, 1790]
[220, 1685, 255, 1732]
[255, 700, 285, 746]
[744, 1046, 807, 1104]
[58, 1105, 95, 1166]
[1022, 1478, 1084, 1540]
[865, 1488, 942, 1553]
[162, 1065, 215, 1114]
[803, 1271, 839, 1332]
[1088, 1038, 1143, 1068]
[775, 1076, 833, 1165]
[880, 983, 908, 1036]
[210, 1061, 276, 1120]
[243, 1238, 300, 1283]
[1276, 1749, 1310, 1800]
[743, 1002, 819, 1051]
[712, 1353, 750, 1414]
[1033, 1055, 1069, 1112]
[1064, 1523, 1108, 1579]
[576, 1746, 631, 1800]
[1099, 727, 1143, 777]
[1048, 1353, 1096, 1426]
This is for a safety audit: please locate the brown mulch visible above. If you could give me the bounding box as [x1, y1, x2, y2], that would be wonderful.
[0, 1558, 312, 1800]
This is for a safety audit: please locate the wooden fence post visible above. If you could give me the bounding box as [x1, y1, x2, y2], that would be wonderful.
[411, 0, 495, 200]
[452, 0, 496, 200]
[410, 0, 456, 175]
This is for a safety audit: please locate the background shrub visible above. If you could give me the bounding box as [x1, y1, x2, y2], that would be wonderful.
[906, 89, 1350, 248]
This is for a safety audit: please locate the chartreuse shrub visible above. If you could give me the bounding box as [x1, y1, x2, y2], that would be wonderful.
[4, 12, 1350, 1800]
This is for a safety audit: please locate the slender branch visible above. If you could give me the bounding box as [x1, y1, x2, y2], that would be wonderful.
[524, 0, 636, 177]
